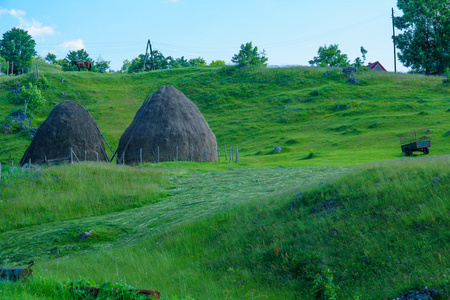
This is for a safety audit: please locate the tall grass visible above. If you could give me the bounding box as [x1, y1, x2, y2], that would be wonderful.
[0, 162, 169, 232]
[33, 155, 449, 299]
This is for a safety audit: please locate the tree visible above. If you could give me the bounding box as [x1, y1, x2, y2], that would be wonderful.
[309, 44, 350, 67]
[56, 59, 69, 69]
[0, 27, 36, 74]
[352, 46, 368, 68]
[210, 60, 226, 67]
[0, 56, 6, 74]
[45, 53, 57, 65]
[128, 50, 169, 73]
[20, 83, 45, 127]
[394, 0, 450, 75]
[121, 59, 131, 73]
[95, 55, 110, 73]
[189, 57, 207, 67]
[231, 42, 268, 68]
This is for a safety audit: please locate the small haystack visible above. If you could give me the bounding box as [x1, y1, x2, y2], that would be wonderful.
[117, 85, 217, 164]
[20, 100, 107, 165]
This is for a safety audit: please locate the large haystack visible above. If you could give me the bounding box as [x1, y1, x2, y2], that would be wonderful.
[20, 100, 107, 165]
[117, 85, 217, 164]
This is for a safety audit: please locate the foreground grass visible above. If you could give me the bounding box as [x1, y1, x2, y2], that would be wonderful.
[4, 155, 444, 299]
[0, 162, 169, 232]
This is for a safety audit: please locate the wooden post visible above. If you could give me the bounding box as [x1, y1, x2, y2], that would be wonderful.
[11, 61, 14, 75]
[229, 146, 232, 163]
[96, 152, 99, 162]
[157, 146, 159, 163]
[85, 150, 87, 162]
[224, 146, 227, 161]
[236, 146, 239, 163]
[140, 148, 143, 164]
[70, 147, 73, 164]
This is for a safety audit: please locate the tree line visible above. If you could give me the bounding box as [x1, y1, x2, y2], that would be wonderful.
[2, 0, 450, 75]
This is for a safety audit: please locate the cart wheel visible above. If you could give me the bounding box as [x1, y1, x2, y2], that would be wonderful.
[423, 148, 429, 155]
[405, 149, 412, 157]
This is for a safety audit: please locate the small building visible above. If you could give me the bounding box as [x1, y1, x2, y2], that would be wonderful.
[368, 61, 387, 72]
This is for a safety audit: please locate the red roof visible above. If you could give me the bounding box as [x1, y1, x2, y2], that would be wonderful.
[368, 61, 387, 71]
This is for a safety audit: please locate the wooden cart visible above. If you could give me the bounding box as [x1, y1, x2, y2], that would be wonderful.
[399, 128, 431, 156]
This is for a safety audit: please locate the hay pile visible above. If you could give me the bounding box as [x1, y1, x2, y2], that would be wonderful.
[117, 85, 217, 164]
[20, 100, 107, 165]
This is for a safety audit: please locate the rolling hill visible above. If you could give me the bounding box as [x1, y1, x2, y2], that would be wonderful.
[0, 62, 449, 299]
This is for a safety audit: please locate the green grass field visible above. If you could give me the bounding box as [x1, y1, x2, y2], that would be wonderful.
[0, 62, 449, 299]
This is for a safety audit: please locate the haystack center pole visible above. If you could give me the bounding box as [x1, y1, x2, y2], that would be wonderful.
[119, 77, 159, 163]
[77, 92, 117, 163]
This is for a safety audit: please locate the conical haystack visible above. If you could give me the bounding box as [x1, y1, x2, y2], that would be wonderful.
[117, 85, 217, 164]
[20, 100, 107, 165]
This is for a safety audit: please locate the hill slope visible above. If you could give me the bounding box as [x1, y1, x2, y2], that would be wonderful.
[1, 62, 449, 165]
[0, 155, 448, 299]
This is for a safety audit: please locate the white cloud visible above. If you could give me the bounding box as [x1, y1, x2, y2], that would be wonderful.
[27, 20, 55, 37]
[0, 8, 55, 38]
[9, 9, 26, 17]
[59, 39, 86, 51]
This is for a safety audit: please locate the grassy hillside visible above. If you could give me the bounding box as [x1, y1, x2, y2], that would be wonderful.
[0, 156, 448, 299]
[0, 63, 449, 299]
[0, 61, 449, 165]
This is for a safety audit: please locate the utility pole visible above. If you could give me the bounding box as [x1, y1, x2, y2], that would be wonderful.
[392, 8, 397, 73]
[142, 39, 155, 72]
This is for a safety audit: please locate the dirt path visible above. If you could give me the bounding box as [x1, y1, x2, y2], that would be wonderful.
[0, 166, 349, 265]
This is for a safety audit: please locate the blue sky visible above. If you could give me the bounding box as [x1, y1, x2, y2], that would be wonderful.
[0, 0, 407, 72]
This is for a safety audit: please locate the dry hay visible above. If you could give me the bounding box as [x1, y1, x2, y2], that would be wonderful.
[117, 85, 217, 164]
[20, 100, 107, 165]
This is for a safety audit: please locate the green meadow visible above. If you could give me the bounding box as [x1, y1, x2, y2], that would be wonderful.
[0, 62, 449, 299]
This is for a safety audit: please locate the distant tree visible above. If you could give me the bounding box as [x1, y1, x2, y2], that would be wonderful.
[56, 59, 69, 69]
[210, 60, 226, 67]
[189, 57, 207, 67]
[0, 56, 6, 74]
[352, 46, 368, 68]
[167, 56, 190, 69]
[0, 27, 37, 74]
[45, 53, 57, 65]
[394, 0, 450, 75]
[95, 55, 110, 73]
[20, 83, 46, 127]
[64, 49, 92, 71]
[309, 44, 350, 67]
[128, 51, 168, 73]
[121, 59, 131, 73]
[231, 42, 268, 68]
[149, 50, 169, 70]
